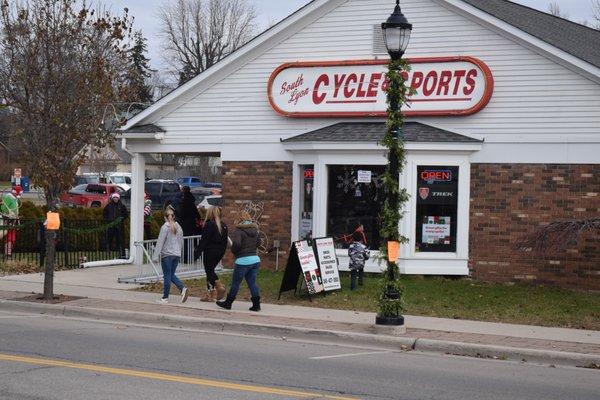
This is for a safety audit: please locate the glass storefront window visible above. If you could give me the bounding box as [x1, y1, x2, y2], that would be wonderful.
[415, 166, 459, 253]
[327, 165, 386, 250]
[299, 165, 314, 239]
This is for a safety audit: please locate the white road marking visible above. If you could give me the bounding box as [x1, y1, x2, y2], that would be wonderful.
[0, 315, 45, 319]
[310, 351, 392, 360]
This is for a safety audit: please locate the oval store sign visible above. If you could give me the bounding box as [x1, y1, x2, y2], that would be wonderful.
[267, 57, 493, 118]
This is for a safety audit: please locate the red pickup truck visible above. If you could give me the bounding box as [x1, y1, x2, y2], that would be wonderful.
[60, 183, 124, 208]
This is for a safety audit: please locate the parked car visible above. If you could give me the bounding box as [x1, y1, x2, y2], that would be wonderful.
[60, 183, 125, 208]
[73, 174, 99, 186]
[190, 186, 213, 204]
[145, 179, 181, 210]
[176, 177, 204, 188]
[107, 173, 132, 191]
[197, 195, 222, 209]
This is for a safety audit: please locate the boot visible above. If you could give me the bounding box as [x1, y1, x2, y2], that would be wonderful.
[216, 293, 235, 310]
[200, 289, 216, 302]
[249, 296, 261, 312]
[214, 280, 226, 301]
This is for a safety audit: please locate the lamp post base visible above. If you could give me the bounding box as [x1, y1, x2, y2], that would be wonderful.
[375, 314, 404, 326]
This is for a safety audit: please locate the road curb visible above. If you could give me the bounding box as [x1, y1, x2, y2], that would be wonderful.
[2, 299, 598, 368]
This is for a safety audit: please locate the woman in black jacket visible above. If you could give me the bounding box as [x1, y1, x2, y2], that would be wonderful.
[177, 186, 200, 263]
[195, 206, 228, 301]
[217, 210, 261, 312]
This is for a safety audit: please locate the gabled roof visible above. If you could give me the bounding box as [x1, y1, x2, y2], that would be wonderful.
[463, 0, 600, 69]
[122, 0, 600, 132]
[282, 122, 482, 143]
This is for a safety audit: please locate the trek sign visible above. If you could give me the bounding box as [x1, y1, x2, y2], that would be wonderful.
[268, 57, 493, 118]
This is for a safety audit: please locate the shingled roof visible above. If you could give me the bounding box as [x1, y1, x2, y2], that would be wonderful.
[282, 122, 482, 143]
[463, 0, 600, 69]
[122, 124, 165, 134]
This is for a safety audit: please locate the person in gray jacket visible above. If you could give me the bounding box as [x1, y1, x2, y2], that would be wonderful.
[217, 210, 261, 311]
[152, 207, 189, 304]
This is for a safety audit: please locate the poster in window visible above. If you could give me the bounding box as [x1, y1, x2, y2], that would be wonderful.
[422, 216, 451, 245]
[415, 166, 458, 253]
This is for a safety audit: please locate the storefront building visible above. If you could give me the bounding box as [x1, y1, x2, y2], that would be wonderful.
[121, 0, 600, 290]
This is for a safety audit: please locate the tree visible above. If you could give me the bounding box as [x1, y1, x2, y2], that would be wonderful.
[593, 0, 600, 29]
[158, 0, 257, 85]
[548, 2, 569, 19]
[125, 30, 154, 114]
[0, 0, 137, 300]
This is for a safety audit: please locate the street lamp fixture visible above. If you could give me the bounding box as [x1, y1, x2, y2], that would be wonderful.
[381, 0, 413, 61]
[376, 0, 412, 326]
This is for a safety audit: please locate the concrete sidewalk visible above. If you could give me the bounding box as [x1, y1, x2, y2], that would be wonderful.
[1, 266, 599, 367]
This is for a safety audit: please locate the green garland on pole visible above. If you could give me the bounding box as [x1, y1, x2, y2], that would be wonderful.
[378, 58, 415, 317]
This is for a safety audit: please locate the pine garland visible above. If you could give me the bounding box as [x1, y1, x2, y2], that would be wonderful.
[378, 58, 415, 317]
[0, 217, 124, 233]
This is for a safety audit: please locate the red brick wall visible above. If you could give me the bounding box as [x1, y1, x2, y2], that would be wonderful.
[221, 161, 293, 270]
[470, 164, 599, 290]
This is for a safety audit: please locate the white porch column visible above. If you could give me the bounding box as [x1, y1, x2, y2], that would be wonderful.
[130, 152, 146, 263]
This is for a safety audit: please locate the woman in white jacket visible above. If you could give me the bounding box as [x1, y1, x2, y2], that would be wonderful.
[152, 208, 189, 304]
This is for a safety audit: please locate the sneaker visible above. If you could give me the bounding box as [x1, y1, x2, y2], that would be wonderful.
[155, 298, 168, 304]
[181, 287, 189, 303]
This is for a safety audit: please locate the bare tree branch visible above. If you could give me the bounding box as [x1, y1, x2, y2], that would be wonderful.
[592, 0, 600, 29]
[516, 217, 600, 254]
[548, 2, 570, 19]
[158, 0, 257, 85]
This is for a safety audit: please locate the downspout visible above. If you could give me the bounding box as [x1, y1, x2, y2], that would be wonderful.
[82, 137, 135, 268]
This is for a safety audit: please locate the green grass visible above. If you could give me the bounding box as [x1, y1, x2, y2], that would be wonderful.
[138, 270, 600, 330]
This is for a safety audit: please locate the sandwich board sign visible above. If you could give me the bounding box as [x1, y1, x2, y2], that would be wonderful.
[314, 237, 341, 291]
[278, 240, 323, 298]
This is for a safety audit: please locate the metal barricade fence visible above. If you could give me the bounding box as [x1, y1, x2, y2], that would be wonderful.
[118, 235, 228, 284]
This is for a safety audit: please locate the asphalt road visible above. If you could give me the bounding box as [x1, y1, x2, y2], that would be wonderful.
[0, 309, 598, 400]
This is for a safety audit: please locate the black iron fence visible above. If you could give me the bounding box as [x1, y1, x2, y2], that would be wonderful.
[0, 218, 127, 269]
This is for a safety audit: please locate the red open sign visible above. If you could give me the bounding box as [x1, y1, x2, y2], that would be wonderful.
[421, 170, 452, 182]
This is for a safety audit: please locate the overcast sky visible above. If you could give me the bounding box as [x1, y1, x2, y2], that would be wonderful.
[107, 0, 596, 70]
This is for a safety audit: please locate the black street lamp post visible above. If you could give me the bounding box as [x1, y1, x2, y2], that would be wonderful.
[376, 0, 412, 326]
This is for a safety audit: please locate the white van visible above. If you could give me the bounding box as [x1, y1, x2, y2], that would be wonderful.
[107, 173, 132, 191]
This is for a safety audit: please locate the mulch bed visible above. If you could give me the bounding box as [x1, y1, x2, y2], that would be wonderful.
[14, 293, 85, 304]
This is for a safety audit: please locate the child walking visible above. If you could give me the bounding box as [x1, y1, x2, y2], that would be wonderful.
[348, 231, 370, 290]
[152, 208, 189, 304]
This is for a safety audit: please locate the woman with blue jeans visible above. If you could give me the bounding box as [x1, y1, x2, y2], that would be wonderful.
[217, 211, 261, 312]
[152, 208, 189, 304]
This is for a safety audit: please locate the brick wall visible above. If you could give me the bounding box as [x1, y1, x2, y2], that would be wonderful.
[221, 161, 293, 270]
[470, 164, 599, 290]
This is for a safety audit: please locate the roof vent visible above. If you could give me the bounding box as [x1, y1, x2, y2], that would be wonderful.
[372, 24, 388, 55]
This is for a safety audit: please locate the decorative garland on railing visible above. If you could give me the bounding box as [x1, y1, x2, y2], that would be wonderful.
[378, 58, 415, 317]
[0, 217, 124, 233]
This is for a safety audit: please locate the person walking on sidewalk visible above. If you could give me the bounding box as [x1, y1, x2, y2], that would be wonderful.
[152, 208, 189, 304]
[217, 211, 261, 312]
[194, 206, 228, 302]
[348, 231, 369, 290]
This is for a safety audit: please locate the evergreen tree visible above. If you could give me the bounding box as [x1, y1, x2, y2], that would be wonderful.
[127, 31, 154, 112]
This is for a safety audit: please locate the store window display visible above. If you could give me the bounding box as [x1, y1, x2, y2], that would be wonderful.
[327, 165, 386, 250]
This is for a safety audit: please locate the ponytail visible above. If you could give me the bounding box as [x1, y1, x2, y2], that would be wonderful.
[164, 208, 178, 234]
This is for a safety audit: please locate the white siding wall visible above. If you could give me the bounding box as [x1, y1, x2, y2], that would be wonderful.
[154, 0, 600, 163]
